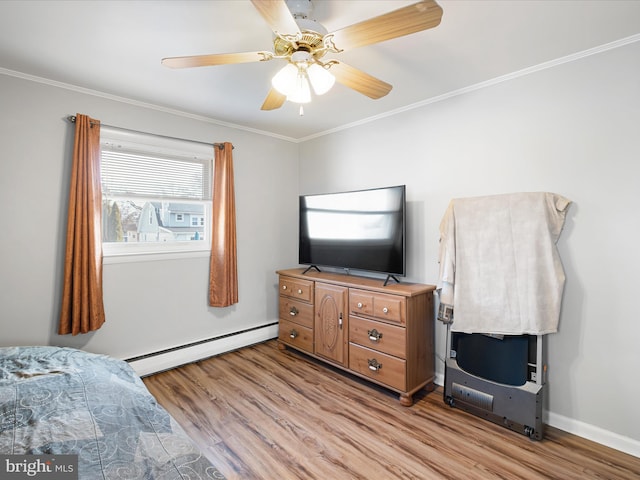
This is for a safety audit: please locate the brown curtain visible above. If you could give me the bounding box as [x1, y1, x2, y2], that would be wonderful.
[208, 142, 238, 307]
[59, 114, 106, 335]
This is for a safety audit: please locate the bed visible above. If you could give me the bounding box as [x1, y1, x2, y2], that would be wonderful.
[0, 346, 225, 479]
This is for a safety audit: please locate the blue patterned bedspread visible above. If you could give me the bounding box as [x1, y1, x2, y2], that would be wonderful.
[0, 346, 225, 479]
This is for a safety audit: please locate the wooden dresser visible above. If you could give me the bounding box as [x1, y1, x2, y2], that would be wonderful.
[277, 268, 436, 406]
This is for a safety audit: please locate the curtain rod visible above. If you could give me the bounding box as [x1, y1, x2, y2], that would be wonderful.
[66, 115, 231, 150]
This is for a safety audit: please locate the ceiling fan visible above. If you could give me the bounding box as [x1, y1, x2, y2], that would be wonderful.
[162, 0, 443, 111]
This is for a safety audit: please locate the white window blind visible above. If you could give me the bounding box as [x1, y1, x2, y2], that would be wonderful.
[101, 149, 211, 201]
[100, 126, 212, 201]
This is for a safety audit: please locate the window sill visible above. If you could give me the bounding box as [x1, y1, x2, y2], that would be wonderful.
[103, 249, 210, 264]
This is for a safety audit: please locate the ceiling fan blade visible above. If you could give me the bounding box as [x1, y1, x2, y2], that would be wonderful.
[162, 51, 271, 69]
[328, 61, 392, 99]
[251, 0, 301, 37]
[261, 88, 287, 110]
[327, 0, 443, 52]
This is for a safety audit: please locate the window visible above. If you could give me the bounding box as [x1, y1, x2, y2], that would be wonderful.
[191, 215, 205, 227]
[100, 127, 213, 256]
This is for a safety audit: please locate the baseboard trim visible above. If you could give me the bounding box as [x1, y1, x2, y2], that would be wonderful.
[127, 323, 279, 377]
[545, 411, 640, 458]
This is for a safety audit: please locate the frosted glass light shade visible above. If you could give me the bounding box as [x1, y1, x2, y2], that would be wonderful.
[307, 63, 335, 95]
[272, 60, 328, 104]
[287, 70, 311, 103]
[271, 64, 298, 96]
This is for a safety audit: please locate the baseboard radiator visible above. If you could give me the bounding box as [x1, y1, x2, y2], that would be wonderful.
[127, 323, 279, 377]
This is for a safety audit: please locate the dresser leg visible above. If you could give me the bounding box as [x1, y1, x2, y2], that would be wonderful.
[277, 341, 287, 351]
[399, 393, 413, 407]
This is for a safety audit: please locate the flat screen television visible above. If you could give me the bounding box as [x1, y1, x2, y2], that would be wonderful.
[299, 185, 406, 282]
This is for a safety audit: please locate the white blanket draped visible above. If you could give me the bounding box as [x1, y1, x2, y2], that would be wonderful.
[438, 192, 571, 335]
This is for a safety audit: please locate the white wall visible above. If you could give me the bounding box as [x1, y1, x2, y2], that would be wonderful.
[0, 73, 299, 359]
[298, 41, 640, 455]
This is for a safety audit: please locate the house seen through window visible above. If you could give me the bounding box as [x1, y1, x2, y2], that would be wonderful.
[100, 127, 213, 255]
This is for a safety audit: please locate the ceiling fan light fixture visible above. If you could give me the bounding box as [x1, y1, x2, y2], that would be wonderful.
[272, 60, 314, 104]
[286, 68, 312, 104]
[307, 63, 335, 95]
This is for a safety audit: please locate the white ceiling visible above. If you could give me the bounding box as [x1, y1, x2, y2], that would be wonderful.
[1, 0, 639, 141]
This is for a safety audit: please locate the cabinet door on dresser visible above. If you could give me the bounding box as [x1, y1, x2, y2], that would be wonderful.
[314, 282, 348, 366]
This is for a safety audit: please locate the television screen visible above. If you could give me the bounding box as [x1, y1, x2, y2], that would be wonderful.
[299, 185, 406, 276]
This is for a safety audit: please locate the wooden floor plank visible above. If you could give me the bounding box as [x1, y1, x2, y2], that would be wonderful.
[143, 340, 640, 480]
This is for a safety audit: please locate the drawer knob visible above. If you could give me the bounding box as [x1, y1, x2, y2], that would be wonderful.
[357, 302, 363, 308]
[368, 358, 382, 372]
[289, 306, 298, 316]
[382, 307, 389, 314]
[289, 329, 298, 339]
[368, 329, 383, 342]
[282, 285, 287, 290]
[297, 289, 303, 294]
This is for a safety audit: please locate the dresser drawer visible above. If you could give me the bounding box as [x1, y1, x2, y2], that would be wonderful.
[279, 297, 314, 328]
[279, 318, 313, 354]
[279, 276, 314, 303]
[349, 344, 406, 391]
[350, 289, 406, 325]
[350, 290, 374, 316]
[349, 316, 406, 359]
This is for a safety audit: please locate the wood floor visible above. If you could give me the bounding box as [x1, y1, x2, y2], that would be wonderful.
[143, 340, 639, 480]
